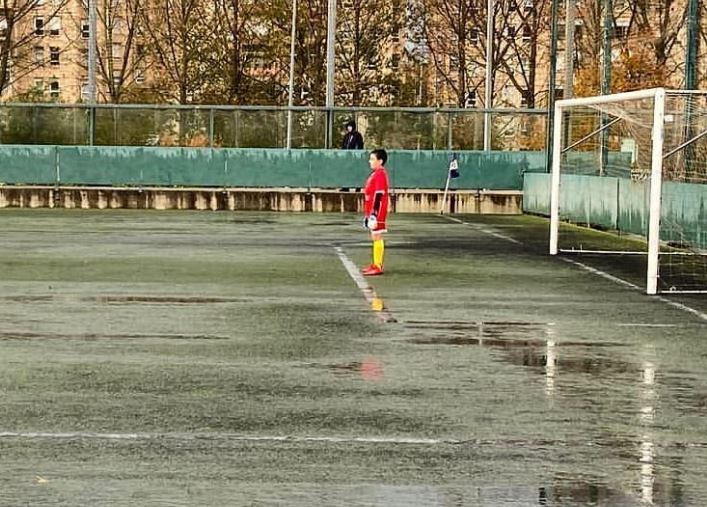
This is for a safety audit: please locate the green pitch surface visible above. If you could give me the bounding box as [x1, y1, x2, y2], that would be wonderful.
[1, 210, 706, 506]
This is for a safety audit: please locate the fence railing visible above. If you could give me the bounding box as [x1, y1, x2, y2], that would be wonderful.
[0, 104, 548, 151]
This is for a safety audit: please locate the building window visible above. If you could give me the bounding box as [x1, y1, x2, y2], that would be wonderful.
[49, 80, 59, 98]
[524, 0, 533, 11]
[81, 20, 90, 39]
[521, 91, 530, 107]
[49, 46, 60, 65]
[33, 79, 44, 91]
[0, 19, 8, 40]
[34, 17, 44, 36]
[554, 88, 564, 100]
[465, 90, 477, 108]
[112, 70, 121, 86]
[470, 27, 479, 43]
[506, 26, 516, 39]
[33, 46, 44, 64]
[615, 21, 629, 39]
[390, 53, 400, 70]
[48, 17, 61, 36]
[522, 25, 532, 42]
[135, 68, 145, 84]
[112, 43, 122, 60]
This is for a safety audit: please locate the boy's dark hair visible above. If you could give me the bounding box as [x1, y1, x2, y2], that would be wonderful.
[370, 149, 387, 166]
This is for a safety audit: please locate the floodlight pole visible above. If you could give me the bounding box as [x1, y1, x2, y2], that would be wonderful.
[684, 0, 699, 174]
[87, 0, 97, 145]
[286, 0, 298, 149]
[685, 0, 699, 90]
[483, 0, 493, 151]
[544, 0, 559, 172]
[325, 0, 337, 148]
[600, 0, 613, 176]
[563, 0, 575, 99]
[87, 0, 97, 104]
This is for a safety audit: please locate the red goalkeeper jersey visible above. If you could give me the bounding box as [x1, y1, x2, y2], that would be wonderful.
[364, 167, 390, 232]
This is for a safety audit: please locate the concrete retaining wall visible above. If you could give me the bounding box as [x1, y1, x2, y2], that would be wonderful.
[0, 186, 522, 214]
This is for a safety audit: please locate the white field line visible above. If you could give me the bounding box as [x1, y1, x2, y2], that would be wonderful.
[333, 246, 396, 324]
[562, 258, 707, 323]
[2, 431, 706, 450]
[442, 216, 522, 245]
[442, 215, 707, 324]
[0, 431, 449, 445]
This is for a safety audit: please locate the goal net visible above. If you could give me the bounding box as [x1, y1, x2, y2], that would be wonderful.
[549, 88, 707, 295]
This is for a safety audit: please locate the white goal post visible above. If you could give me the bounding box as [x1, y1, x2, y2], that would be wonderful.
[549, 87, 707, 296]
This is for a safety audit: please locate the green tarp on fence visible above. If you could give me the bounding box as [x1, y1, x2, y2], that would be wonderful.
[523, 173, 707, 249]
[0, 145, 546, 190]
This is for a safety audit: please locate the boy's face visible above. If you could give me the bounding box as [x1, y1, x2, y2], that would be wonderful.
[347, 125, 353, 132]
[369, 153, 382, 170]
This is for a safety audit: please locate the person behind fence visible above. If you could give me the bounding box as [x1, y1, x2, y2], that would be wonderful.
[341, 120, 364, 150]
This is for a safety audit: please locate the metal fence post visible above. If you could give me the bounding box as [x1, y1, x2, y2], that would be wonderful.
[447, 112, 453, 150]
[209, 108, 215, 147]
[89, 106, 95, 146]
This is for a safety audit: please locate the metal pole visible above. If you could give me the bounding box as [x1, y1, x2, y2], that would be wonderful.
[483, 0, 493, 151]
[325, 0, 337, 148]
[685, 0, 699, 90]
[564, 0, 575, 99]
[684, 0, 699, 179]
[562, 0, 576, 167]
[286, 0, 297, 149]
[600, 0, 613, 176]
[87, 0, 97, 103]
[208, 108, 215, 147]
[544, 0, 560, 172]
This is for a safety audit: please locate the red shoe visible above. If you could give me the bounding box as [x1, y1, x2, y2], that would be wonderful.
[362, 265, 384, 276]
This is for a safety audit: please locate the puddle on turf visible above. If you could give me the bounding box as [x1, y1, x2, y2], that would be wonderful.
[0, 296, 55, 303]
[0, 331, 229, 341]
[403, 320, 633, 376]
[92, 295, 248, 304]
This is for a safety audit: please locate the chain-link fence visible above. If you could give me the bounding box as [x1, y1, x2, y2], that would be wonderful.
[0, 104, 548, 151]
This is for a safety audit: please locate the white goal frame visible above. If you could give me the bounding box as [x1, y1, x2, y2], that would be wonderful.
[548, 87, 702, 296]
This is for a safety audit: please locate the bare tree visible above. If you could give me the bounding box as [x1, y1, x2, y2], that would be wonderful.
[420, 0, 518, 107]
[335, 0, 405, 106]
[205, 0, 290, 104]
[0, 0, 71, 97]
[495, 0, 551, 107]
[141, 0, 209, 104]
[70, 0, 146, 102]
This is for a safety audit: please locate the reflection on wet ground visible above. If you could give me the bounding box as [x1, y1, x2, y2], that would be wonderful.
[2, 212, 707, 506]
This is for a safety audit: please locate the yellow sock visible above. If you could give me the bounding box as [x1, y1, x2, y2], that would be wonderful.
[373, 239, 384, 268]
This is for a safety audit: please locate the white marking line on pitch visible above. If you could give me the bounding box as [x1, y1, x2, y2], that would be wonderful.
[333, 246, 396, 323]
[0, 431, 447, 445]
[442, 215, 522, 245]
[561, 258, 707, 323]
[442, 215, 707, 323]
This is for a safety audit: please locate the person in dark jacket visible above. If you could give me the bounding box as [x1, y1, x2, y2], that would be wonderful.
[341, 120, 364, 150]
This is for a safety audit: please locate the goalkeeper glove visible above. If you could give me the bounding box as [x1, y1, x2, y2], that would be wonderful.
[365, 214, 378, 230]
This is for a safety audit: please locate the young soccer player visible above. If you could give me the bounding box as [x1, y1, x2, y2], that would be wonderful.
[362, 149, 390, 276]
